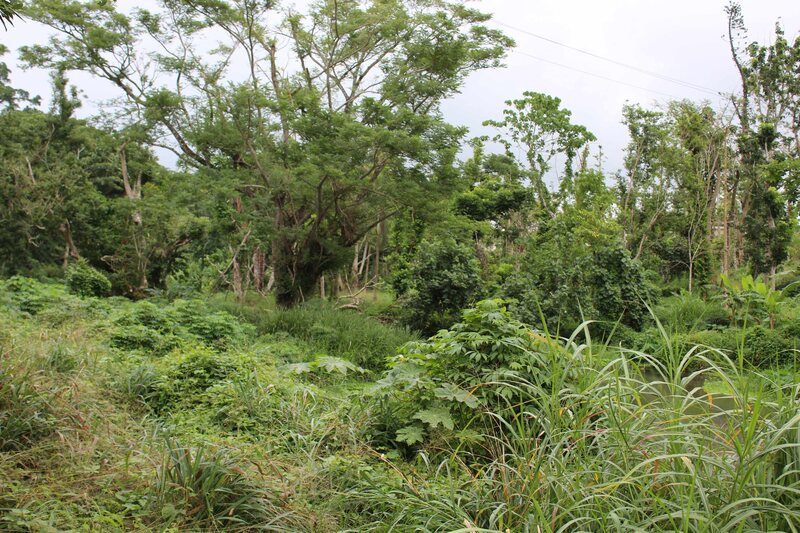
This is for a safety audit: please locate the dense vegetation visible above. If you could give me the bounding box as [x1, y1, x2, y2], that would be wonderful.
[2, 0, 800, 531]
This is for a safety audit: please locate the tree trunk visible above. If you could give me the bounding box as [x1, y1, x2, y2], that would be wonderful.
[271, 228, 326, 308]
[252, 247, 266, 294]
[372, 222, 383, 302]
[59, 220, 80, 267]
[232, 255, 244, 303]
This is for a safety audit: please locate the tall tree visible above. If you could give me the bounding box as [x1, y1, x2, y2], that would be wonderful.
[484, 91, 595, 215]
[726, 2, 799, 282]
[22, 0, 512, 306]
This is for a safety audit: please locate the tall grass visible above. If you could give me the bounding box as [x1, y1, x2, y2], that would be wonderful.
[211, 296, 416, 371]
[153, 440, 296, 531]
[352, 323, 800, 532]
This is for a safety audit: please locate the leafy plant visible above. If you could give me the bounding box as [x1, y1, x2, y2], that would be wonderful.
[720, 272, 797, 328]
[65, 259, 111, 297]
[393, 238, 485, 335]
[286, 355, 366, 381]
[375, 299, 584, 446]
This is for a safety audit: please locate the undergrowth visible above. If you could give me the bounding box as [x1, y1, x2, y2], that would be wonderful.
[2, 278, 799, 531]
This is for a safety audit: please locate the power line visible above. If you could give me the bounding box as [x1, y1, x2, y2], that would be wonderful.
[513, 50, 682, 99]
[494, 20, 721, 96]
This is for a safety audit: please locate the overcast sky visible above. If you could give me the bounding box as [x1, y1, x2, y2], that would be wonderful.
[3, 0, 799, 174]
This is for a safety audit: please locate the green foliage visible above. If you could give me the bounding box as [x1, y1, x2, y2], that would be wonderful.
[20, 0, 513, 307]
[0, 367, 56, 451]
[150, 345, 240, 411]
[376, 299, 582, 446]
[44, 345, 78, 374]
[720, 272, 796, 328]
[207, 371, 278, 434]
[654, 290, 728, 332]
[0, 275, 66, 315]
[484, 91, 596, 211]
[214, 297, 415, 371]
[4, 277, 800, 531]
[286, 355, 366, 380]
[109, 299, 253, 355]
[393, 238, 484, 334]
[644, 324, 797, 368]
[65, 259, 111, 297]
[153, 441, 281, 529]
[361, 342, 800, 531]
[504, 220, 654, 333]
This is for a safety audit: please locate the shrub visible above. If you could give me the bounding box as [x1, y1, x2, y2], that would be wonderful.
[392, 238, 484, 335]
[208, 371, 279, 433]
[65, 260, 111, 297]
[375, 299, 586, 446]
[147, 345, 241, 413]
[742, 325, 794, 366]
[503, 240, 655, 333]
[170, 300, 254, 349]
[109, 300, 254, 355]
[0, 276, 65, 315]
[109, 324, 184, 356]
[674, 326, 795, 368]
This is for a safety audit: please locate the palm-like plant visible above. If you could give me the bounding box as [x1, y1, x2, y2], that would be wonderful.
[0, 0, 20, 30]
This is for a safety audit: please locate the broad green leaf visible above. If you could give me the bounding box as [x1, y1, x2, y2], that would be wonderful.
[395, 425, 425, 445]
[413, 406, 454, 430]
[434, 383, 480, 408]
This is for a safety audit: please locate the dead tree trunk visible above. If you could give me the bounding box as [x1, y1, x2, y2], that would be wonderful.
[59, 220, 80, 268]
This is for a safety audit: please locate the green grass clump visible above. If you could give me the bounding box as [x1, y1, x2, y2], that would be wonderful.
[211, 296, 416, 371]
[0, 367, 56, 452]
[152, 440, 294, 530]
[654, 290, 728, 332]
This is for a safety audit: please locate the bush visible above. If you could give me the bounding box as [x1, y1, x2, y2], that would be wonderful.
[0, 276, 66, 315]
[392, 238, 484, 335]
[208, 371, 279, 433]
[670, 326, 795, 368]
[742, 325, 794, 366]
[108, 299, 254, 355]
[109, 324, 185, 355]
[503, 239, 655, 334]
[375, 299, 586, 446]
[170, 300, 254, 349]
[144, 345, 241, 413]
[65, 260, 111, 297]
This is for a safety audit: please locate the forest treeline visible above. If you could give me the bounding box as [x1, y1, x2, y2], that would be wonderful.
[1, 0, 799, 335]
